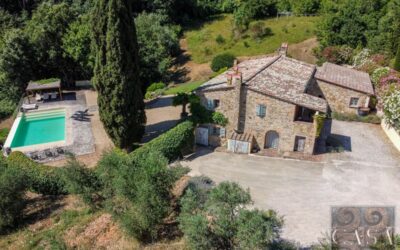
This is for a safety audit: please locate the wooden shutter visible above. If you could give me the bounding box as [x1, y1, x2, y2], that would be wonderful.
[220, 127, 226, 138]
[256, 105, 261, 116]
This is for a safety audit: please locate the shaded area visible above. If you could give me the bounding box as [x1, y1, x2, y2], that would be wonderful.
[142, 119, 181, 143]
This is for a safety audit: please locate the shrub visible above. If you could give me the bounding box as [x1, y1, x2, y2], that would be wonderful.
[130, 121, 194, 162]
[179, 181, 283, 249]
[371, 67, 390, 86]
[394, 43, 400, 71]
[383, 90, 400, 131]
[212, 112, 229, 126]
[215, 34, 225, 44]
[0, 99, 16, 120]
[0, 162, 27, 233]
[146, 82, 166, 93]
[331, 112, 381, 124]
[7, 152, 65, 195]
[321, 46, 353, 64]
[250, 22, 271, 39]
[145, 88, 164, 100]
[211, 53, 236, 72]
[60, 156, 102, 206]
[0, 128, 9, 145]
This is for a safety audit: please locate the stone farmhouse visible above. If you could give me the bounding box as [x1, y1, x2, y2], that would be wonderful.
[195, 54, 374, 155]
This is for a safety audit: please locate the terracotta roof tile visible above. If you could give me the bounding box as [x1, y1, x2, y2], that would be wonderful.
[315, 62, 374, 95]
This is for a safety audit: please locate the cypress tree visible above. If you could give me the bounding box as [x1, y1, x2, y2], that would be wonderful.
[394, 43, 400, 71]
[92, 0, 146, 149]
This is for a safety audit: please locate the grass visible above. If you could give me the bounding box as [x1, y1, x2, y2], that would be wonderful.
[34, 78, 60, 85]
[0, 128, 9, 144]
[164, 80, 205, 95]
[331, 112, 381, 124]
[185, 14, 320, 63]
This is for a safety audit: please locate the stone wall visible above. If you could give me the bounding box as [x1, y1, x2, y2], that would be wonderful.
[243, 89, 317, 154]
[197, 87, 318, 155]
[309, 79, 369, 114]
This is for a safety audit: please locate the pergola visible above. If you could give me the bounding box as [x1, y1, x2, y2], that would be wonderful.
[25, 79, 63, 103]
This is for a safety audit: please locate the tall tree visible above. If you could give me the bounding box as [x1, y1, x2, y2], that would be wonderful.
[92, 0, 146, 149]
[394, 43, 400, 71]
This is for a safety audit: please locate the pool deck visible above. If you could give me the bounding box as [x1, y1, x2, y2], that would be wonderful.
[5, 90, 109, 166]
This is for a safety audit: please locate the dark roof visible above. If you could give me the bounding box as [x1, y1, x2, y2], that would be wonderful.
[26, 80, 61, 91]
[199, 55, 328, 113]
[315, 62, 374, 95]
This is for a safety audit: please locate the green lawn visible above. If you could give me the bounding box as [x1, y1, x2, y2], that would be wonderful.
[164, 80, 204, 95]
[185, 15, 320, 63]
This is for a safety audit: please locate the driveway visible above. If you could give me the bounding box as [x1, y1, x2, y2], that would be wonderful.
[183, 119, 400, 246]
[325, 120, 400, 167]
[142, 96, 181, 143]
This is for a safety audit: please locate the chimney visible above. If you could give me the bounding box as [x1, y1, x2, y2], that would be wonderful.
[279, 43, 288, 56]
[233, 72, 244, 133]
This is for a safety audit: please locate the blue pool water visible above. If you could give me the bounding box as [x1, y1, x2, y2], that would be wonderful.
[11, 111, 65, 148]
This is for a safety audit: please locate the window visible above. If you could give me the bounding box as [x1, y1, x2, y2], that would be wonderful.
[256, 104, 266, 118]
[206, 99, 220, 110]
[294, 136, 306, 152]
[349, 97, 359, 107]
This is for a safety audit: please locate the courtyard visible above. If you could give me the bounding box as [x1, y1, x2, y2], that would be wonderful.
[183, 121, 400, 245]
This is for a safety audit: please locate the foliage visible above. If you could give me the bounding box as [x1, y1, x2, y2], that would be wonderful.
[383, 90, 400, 131]
[163, 81, 204, 95]
[372, 67, 391, 86]
[62, 13, 93, 78]
[318, 46, 353, 64]
[135, 13, 180, 86]
[173, 92, 198, 116]
[314, 114, 326, 137]
[147, 82, 166, 93]
[35, 78, 60, 85]
[211, 53, 236, 72]
[179, 181, 283, 249]
[145, 88, 164, 100]
[292, 0, 321, 15]
[186, 15, 319, 63]
[0, 160, 27, 233]
[7, 152, 65, 195]
[395, 44, 400, 71]
[92, 0, 146, 149]
[212, 112, 229, 126]
[215, 34, 225, 44]
[250, 21, 272, 39]
[331, 112, 381, 124]
[60, 156, 102, 206]
[131, 121, 195, 162]
[0, 128, 9, 145]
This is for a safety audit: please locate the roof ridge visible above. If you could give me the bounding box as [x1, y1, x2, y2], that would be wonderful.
[243, 55, 281, 84]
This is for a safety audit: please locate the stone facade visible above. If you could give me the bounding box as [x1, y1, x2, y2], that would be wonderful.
[308, 79, 370, 114]
[198, 85, 318, 155]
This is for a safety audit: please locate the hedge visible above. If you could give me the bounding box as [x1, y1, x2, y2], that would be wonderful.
[331, 112, 381, 124]
[0, 128, 9, 145]
[7, 152, 66, 195]
[130, 121, 194, 162]
[211, 53, 236, 72]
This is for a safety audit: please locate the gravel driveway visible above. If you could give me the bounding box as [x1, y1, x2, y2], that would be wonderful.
[183, 130, 400, 246]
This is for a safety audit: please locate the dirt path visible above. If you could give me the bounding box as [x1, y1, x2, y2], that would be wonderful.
[172, 39, 213, 83]
[287, 37, 319, 64]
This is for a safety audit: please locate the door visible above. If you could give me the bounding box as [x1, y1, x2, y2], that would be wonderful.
[195, 127, 209, 146]
[294, 136, 306, 152]
[228, 140, 250, 154]
[265, 131, 279, 149]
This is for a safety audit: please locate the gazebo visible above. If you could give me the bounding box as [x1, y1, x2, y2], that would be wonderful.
[25, 79, 63, 103]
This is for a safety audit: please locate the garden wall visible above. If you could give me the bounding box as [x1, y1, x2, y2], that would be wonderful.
[381, 119, 400, 152]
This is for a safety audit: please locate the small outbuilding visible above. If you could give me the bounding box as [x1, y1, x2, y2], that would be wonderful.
[25, 78, 63, 103]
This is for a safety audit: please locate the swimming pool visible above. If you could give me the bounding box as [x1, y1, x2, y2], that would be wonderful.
[7, 109, 66, 149]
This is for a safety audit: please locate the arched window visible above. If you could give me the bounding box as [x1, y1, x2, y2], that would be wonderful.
[265, 131, 279, 149]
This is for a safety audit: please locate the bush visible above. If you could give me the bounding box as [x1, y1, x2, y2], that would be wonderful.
[0, 128, 9, 145]
[250, 22, 272, 39]
[60, 156, 102, 206]
[212, 112, 229, 126]
[331, 112, 381, 124]
[130, 121, 194, 162]
[7, 152, 65, 195]
[179, 181, 283, 249]
[383, 90, 400, 131]
[0, 162, 27, 233]
[145, 88, 164, 100]
[215, 34, 225, 44]
[211, 53, 236, 72]
[146, 82, 166, 93]
[0, 99, 16, 120]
